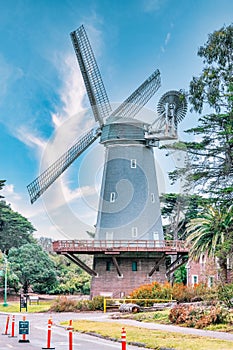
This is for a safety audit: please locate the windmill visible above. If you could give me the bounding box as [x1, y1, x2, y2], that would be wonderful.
[27, 25, 188, 296]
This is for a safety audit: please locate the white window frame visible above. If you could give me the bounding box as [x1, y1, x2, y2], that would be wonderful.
[151, 193, 155, 203]
[132, 227, 138, 238]
[131, 159, 137, 168]
[106, 232, 113, 240]
[110, 192, 116, 203]
[191, 275, 198, 286]
[153, 232, 159, 241]
[208, 276, 214, 288]
[199, 254, 206, 265]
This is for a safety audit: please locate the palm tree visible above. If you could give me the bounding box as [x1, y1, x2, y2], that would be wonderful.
[186, 205, 233, 283]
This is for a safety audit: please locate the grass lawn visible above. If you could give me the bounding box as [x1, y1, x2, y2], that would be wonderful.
[61, 319, 233, 350]
[0, 300, 52, 313]
[121, 310, 233, 333]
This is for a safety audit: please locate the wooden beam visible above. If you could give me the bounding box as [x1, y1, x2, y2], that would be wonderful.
[166, 255, 188, 276]
[148, 254, 165, 277]
[112, 257, 123, 277]
[63, 253, 97, 277]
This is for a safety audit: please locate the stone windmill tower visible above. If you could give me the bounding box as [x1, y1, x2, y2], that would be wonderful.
[28, 25, 188, 297]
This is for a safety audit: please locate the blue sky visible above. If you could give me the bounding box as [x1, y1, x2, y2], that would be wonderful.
[0, 0, 232, 239]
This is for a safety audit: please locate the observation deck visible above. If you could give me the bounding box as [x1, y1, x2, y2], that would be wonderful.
[53, 239, 189, 255]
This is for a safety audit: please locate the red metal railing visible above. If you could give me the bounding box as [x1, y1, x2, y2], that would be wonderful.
[53, 240, 189, 253]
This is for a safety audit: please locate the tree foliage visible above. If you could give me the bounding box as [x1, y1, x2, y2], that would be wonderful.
[161, 193, 209, 240]
[0, 180, 6, 198]
[169, 24, 233, 203]
[189, 24, 233, 113]
[51, 254, 91, 295]
[0, 201, 36, 253]
[37, 237, 53, 252]
[8, 243, 57, 293]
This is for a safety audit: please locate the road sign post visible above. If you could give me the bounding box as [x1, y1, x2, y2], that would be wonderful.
[20, 294, 28, 312]
[19, 316, 30, 343]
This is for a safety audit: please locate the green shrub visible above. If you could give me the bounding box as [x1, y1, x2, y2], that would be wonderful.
[217, 283, 233, 308]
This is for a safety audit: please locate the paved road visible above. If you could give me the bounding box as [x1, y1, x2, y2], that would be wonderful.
[0, 311, 233, 350]
[0, 312, 142, 350]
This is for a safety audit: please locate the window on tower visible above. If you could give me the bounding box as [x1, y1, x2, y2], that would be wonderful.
[153, 232, 159, 241]
[106, 232, 113, 240]
[132, 227, 138, 238]
[151, 193, 155, 203]
[110, 192, 116, 202]
[131, 159, 137, 168]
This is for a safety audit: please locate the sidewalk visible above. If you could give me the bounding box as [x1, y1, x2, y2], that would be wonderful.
[111, 318, 233, 341]
[48, 311, 233, 342]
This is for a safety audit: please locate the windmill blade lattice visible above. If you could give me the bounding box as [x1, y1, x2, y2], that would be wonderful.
[71, 25, 112, 126]
[109, 69, 161, 120]
[27, 128, 100, 204]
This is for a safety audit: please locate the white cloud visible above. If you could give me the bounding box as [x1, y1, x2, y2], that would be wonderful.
[26, 49, 101, 237]
[6, 25, 106, 239]
[1, 184, 21, 202]
[165, 32, 171, 45]
[0, 54, 23, 105]
[1, 184, 47, 234]
[142, 0, 165, 13]
[16, 126, 47, 153]
[50, 53, 86, 127]
[161, 32, 171, 53]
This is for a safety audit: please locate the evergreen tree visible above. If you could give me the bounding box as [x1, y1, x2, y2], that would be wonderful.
[0, 180, 6, 198]
[161, 193, 209, 240]
[0, 201, 36, 253]
[169, 24, 233, 203]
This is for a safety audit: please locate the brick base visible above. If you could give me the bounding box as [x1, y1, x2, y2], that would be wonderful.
[90, 255, 167, 298]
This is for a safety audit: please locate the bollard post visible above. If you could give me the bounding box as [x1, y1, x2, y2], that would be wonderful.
[8, 315, 17, 338]
[18, 315, 30, 343]
[121, 327, 126, 350]
[2, 314, 10, 335]
[42, 317, 55, 349]
[67, 320, 73, 350]
[103, 298, 107, 313]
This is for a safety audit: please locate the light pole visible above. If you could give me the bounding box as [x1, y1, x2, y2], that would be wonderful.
[3, 254, 8, 307]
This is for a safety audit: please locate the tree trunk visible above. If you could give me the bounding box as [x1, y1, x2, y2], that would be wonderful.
[218, 257, 228, 284]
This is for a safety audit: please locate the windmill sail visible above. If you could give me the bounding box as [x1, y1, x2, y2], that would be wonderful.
[71, 25, 112, 126]
[109, 69, 161, 120]
[27, 128, 100, 204]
